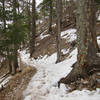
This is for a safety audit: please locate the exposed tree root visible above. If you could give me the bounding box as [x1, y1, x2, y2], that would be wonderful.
[58, 57, 100, 90]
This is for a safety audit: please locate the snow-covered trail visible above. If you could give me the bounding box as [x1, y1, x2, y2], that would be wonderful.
[20, 49, 76, 100]
[20, 51, 49, 100]
[20, 29, 100, 100]
[20, 48, 100, 100]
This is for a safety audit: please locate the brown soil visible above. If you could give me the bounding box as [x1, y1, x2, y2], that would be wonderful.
[0, 64, 36, 100]
[33, 20, 100, 61]
[33, 28, 76, 62]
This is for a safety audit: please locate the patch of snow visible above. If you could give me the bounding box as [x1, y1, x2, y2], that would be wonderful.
[0, 57, 5, 63]
[35, 43, 40, 46]
[61, 28, 77, 42]
[6, 21, 13, 25]
[36, 0, 43, 7]
[0, 76, 11, 88]
[21, 48, 100, 100]
[52, 24, 56, 27]
[40, 33, 50, 40]
[97, 36, 100, 47]
[97, 36, 100, 57]
[61, 48, 70, 55]
[98, 15, 100, 21]
[96, 53, 100, 57]
[36, 20, 43, 25]
[20, 29, 100, 100]
[0, 21, 2, 24]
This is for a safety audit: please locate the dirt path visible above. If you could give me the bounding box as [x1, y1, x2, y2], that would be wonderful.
[0, 66, 36, 100]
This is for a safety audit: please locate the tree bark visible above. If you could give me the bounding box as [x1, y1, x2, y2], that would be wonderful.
[48, 0, 53, 34]
[58, 0, 100, 86]
[76, 0, 98, 66]
[27, 0, 32, 54]
[11, 0, 19, 75]
[59, 0, 63, 23]
[56, 0, 61, 63]
[30, 0, 36, 57]
[2, 0, 6, 29]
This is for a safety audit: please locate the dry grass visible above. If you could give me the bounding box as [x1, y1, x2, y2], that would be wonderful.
[11, 66, 34, 80]
[0, 65, 36, 100]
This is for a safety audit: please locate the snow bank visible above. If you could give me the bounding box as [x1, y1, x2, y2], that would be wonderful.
[0, 76, 11, 89]
[98, 15, 100, 21]
[21, 48, 100, 100]
[40, 33, 50, 40]
[61, 48, 70, 55]
[61, 29, 77, 42]
[21, 48, 77, 100]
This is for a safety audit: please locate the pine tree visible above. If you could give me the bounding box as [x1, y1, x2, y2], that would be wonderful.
[0, 0, 26, 74]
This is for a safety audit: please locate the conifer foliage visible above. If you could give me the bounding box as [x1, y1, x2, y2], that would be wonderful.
[0, 0, 26, 74]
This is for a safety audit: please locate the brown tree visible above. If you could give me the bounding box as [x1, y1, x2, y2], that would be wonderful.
[48, 0, 53, 34]
[58, 0, 100, 86]
[56, 0, 61, 63]
[10, 0, 19, 75]
[26, 0, 32, 53]
[2, 0, 6, 29]
[30, 0, 36, 57]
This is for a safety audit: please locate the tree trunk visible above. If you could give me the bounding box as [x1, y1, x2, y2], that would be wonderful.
[90, 1, 100, 52]
[27, 0, 32, 54]
[11, 0, 19, 75]
[76, 0, 99, 66]
[2, 0, 6, 29]
[14, 48, 19, 71]
[58, 0, 100, 86]
[59, 0, 63, 23]
[56, 0, 61, 63]
[48, 0, 53, 34]
[30, 0, 36, 57]
[8, 58, 12, 74]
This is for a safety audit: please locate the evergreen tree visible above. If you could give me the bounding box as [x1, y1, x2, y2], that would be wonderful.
[0, 0, 26, 74]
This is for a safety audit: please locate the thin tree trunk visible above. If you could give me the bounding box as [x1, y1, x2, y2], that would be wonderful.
[27, 0, 31, 36]
[30, 0, 36, 57]
[59, 0, 63, 23]
[90, 1, 100, 51]
[12, 0, 19, 75]
[7, 55, 12, 74]
[2, 0, 6, 29]
[48, 0, 53, 34]
[14, 47, 19, 71]
[56, 0, 61, 63]
[27, 0, 32, 52]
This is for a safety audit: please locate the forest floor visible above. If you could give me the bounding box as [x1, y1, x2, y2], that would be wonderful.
[0, 63, 36, 100]
[0, 18, 100, 100]
[21, 26, 100, 100]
